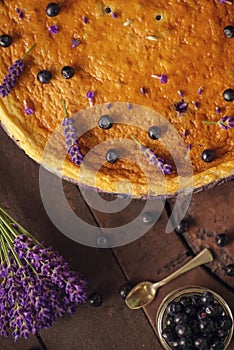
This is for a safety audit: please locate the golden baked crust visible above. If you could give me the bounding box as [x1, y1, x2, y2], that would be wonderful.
[0, 0, 233, 197]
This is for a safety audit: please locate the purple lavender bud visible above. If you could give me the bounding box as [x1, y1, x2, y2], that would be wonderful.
[86, 91, 95, 99]
[62, 118, 74, 127]
[72, 38, 80, 48]
[107, 102, 111, 110]
[215, 106, 221, 114]
[177, 90, 184, 99]
[198, 87, 203, 95]
[111, 12, 117, 18]
[160, 74, 168, 84]
[127, 102, 132, 110]
[15, 8, 24, 19]
[82, 16, 88, 24]
[49, 25, 59, 34]
[219, 116, 234, 130]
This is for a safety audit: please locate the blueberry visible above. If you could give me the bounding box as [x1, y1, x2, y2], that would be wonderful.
[209, 339, 224, 350]
[61, 66, 75, 79]
[174, 312, 187, 325]
[179, 296, 191, 308]
[98, 115, 113, 129]
[223, 88, 234, 102]
[105, 149, 118, 163]
[215, 233, 228, 247]
[199, 318, 215, 333]
[175, 324, 191, 337]
[0, 34, 12, 48]
[46, 2, 61, 17]
[194, 337, 208, 350]
[118, 283, 132, 299]
[162, 327, 175, 342]
[179, 337, 193, 349]
[148, 126, 161, 140]
[201, 149, 215, 163]
[141, 212, 154, 225]
[201, 291, 215, 305]
[220, 315, 233, 330]
[224, 25, 234, 38]
[217, 328, 228, 340]
[190, 295, 203, 308]
[167, 302, 183, 317]
[88, 292, 103, 307]
[174, 219, 189, 234]
[169, 339, 180, 349]
[205, 303, 223, 318]
[155, 15, 162, 21]
[225, 264, 234, 276]
[105, 7, 111, 13]
[165, 316, 175, 328]
[37, 70, 52, 84]
[184, 305, 196, 317]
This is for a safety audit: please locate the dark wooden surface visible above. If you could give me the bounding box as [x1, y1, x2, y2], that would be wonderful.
[0, 125, 233, 350]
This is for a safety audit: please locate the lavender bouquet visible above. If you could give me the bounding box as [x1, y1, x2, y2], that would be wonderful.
[0, 207, 87, 342]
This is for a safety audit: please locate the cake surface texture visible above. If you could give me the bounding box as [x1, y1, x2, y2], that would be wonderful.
[0, 0, 233, 197]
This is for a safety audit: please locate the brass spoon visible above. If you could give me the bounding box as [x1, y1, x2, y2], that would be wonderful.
[125, 248, 213, 310]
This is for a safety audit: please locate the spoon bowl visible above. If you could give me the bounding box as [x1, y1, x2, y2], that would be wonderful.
[125, 248, 213, 309]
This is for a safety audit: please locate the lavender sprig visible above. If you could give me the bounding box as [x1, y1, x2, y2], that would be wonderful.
[131, 134, 172, 175]
[62, 99, 84, 166]
[202, 116, 234, 130]
[0, 44, 35, 98]
[0, 207, 87, 342]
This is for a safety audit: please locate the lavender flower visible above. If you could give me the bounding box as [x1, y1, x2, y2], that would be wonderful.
[15, 8, 24, 19]
[174, 100, 188, 114]
[194, 101, 199, 110]
[111, 12, 117, 18]
[140, 87, 146, 94]
[220, 0, 232, 4]
[49, 25, 59, 34]
[215, 106, 221, 114]
[131, 135, 172, 175]
[62, 99, 84, 166]
[178, 90, 184, 99]
[151, 74, 168, 84]
[198, 87, 203, 96]
[202, 116, 234, 130]
[82, 16, 88, 24]
[86, 91, 95, 107]
[72, 38, 81, 48]
[23, 100, 34, 115]
[0, 44, 35, 98]
[0, 207, 87, 342]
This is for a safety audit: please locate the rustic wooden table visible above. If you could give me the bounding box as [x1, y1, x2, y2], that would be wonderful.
[0, 126, 233, 350]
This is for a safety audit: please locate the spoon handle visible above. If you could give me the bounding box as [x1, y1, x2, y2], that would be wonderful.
[155, 248, 213, 288]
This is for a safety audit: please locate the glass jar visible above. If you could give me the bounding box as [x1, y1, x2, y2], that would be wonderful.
[156, 286, 233, 350]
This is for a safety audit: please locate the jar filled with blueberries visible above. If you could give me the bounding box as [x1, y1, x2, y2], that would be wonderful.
[156, 286, 233, 350]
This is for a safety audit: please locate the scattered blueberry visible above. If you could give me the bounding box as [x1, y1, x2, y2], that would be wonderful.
[179, 296, 191, 308]
[215, 233, 228, 247]
[105, 7, 112, 13]
[148, 126, 161, 140]
[118, 283, 132, 299]
[175, 219, 188, 234]
[0, 34, 12, 48]
[96, 235, 109, 248]
[224, 25, 234, 38]
[225, 264, 234, 276]
[98, 115, 113, 129]
[155, 14, 162, 21]
[205, 303, 224, 318]
[201, 149, 215, 163]
[105, 149, 118, 163]
[88, 292, 103, 307]
[165, 316, 175, 328]
[46, 2, 61, 17]
[61, 66, 75, 79]
[179, 337, 193, 349]
[223, 88, 234, 102]
[217, 328, 228, 340]
[37, 70, 52, 84]
[141, 212, 154, 225]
